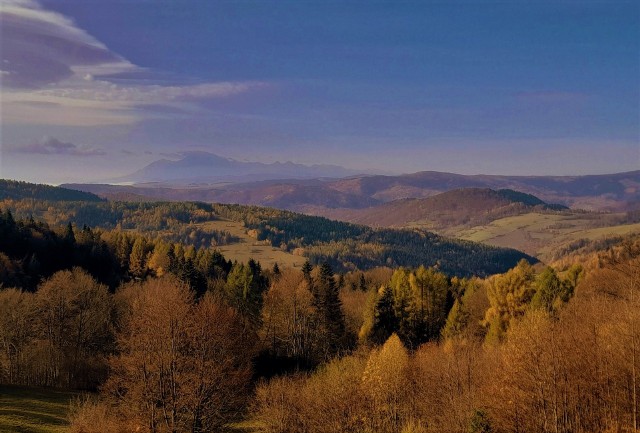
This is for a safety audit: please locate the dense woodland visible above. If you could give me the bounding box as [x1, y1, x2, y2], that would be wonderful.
[0, 180, 534, 276]
[0, 187, 534, 276]
[1, 183, 639, 432]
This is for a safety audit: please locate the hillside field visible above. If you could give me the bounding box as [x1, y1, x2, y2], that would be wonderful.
[0, 386, 80, 433]
[193, 220, 307, 269]
[449, 212, 640, 262]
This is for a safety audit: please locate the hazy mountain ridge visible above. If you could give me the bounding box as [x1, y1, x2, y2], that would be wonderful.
[326, 170, 640, 210]
[117, 151, 364, 183]
[68, 169, 639, 213]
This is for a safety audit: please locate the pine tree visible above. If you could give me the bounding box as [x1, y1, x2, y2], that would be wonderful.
[64, 222, 76, 245]
[301, 260, 313, 281]
[359, 273, 367, 291]
[315, 262, 346, 357]
[371, 286, 398, 345]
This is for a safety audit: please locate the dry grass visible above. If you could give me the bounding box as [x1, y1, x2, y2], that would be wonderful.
[196, 220, 307, 269]
[0, 385, 81, 433]
[448, 212, 640, 262]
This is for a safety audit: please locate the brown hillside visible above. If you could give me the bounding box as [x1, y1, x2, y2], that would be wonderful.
[311, 188, 557, 229]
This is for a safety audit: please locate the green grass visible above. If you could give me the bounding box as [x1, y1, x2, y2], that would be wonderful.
[0, 386, 81, 433]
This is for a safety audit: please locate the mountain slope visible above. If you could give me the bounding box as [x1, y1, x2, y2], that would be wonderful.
[311, 188, 567, 228]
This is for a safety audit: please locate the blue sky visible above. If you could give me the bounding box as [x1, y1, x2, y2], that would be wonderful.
[1, 0, 638, 183]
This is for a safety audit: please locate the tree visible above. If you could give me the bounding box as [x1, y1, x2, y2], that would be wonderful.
[369, 286, 398, 345]
[361, 334, 410, 431]
[128, 237, 149, 279]
[407, 266, 449, 345]
[104, 277, 254, 432]
[224, 262, 266, 323]
[359, 273, 367, 291]
[0, 288, 34, 384]
[301, 260, 313, 281]
[34, 268, 113, 388]
[259, 269, 316, 368]
[483, 259, 535, 344]
[468, 409, 493, 433]
[530, 266, 569, 313]
[312, 262, 347, 358]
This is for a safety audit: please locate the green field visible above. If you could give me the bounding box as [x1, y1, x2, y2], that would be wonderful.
[0, 386, 80, 433]
[449, 212, 640, 262]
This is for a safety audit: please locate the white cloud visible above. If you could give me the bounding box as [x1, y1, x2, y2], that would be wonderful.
[0, 0, 266, 126]
[0, 0, 136, 88]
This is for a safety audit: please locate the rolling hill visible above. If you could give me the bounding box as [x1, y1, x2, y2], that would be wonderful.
[326, 170, 640, 211]
[310, 188, 568, 229]
[68, 169, 639, 213]
[0, 179, 103, 202]
[308, 187, 640, 262]
[1, 180, 535, 277]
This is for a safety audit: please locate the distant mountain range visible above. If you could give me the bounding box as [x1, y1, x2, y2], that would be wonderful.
[73, 168, 639, 212]
[115, 151, 363, 183]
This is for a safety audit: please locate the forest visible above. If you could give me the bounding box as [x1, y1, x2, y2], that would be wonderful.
[1, 200, 640, 432]
[0, 184, 533, 276]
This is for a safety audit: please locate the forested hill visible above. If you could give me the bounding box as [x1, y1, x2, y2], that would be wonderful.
[0, 179, 103, 202]
[212, 203, 537, 276]
[311, 187, 568, 229]
[1, 181, 535, 277]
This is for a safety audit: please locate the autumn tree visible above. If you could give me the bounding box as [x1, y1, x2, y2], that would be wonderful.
[33, 267, 113, 388]
[102, 277, 254, 432]
[483, 259, 535, 344]
[0, 288, 34, 384]
[361, 334, 410, 431]
[259, 269, 316, 368]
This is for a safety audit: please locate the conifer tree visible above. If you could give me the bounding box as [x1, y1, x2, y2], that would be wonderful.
[371, 286, 398, 345]
[314, 262, 346, 357]
[301, 260, 313, 281]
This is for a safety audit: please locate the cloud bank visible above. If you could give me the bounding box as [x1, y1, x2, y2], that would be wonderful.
[0, 0, 265, 126]
[0, 0, 135, 89]
[7, 136, 106, 156]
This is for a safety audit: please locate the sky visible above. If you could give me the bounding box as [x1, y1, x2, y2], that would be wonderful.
[1, 0, 638, 184]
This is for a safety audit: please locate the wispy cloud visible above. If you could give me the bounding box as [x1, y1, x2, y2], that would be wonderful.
[7, 136, 106, 156]
[0, 0, 267, 126]
[0, 0, 135, 89]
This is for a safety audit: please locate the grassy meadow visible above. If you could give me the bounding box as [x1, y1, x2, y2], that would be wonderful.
[450, 212, 640, 261]
[0, 386, 81, 433]
[196, 220, 307, 269]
